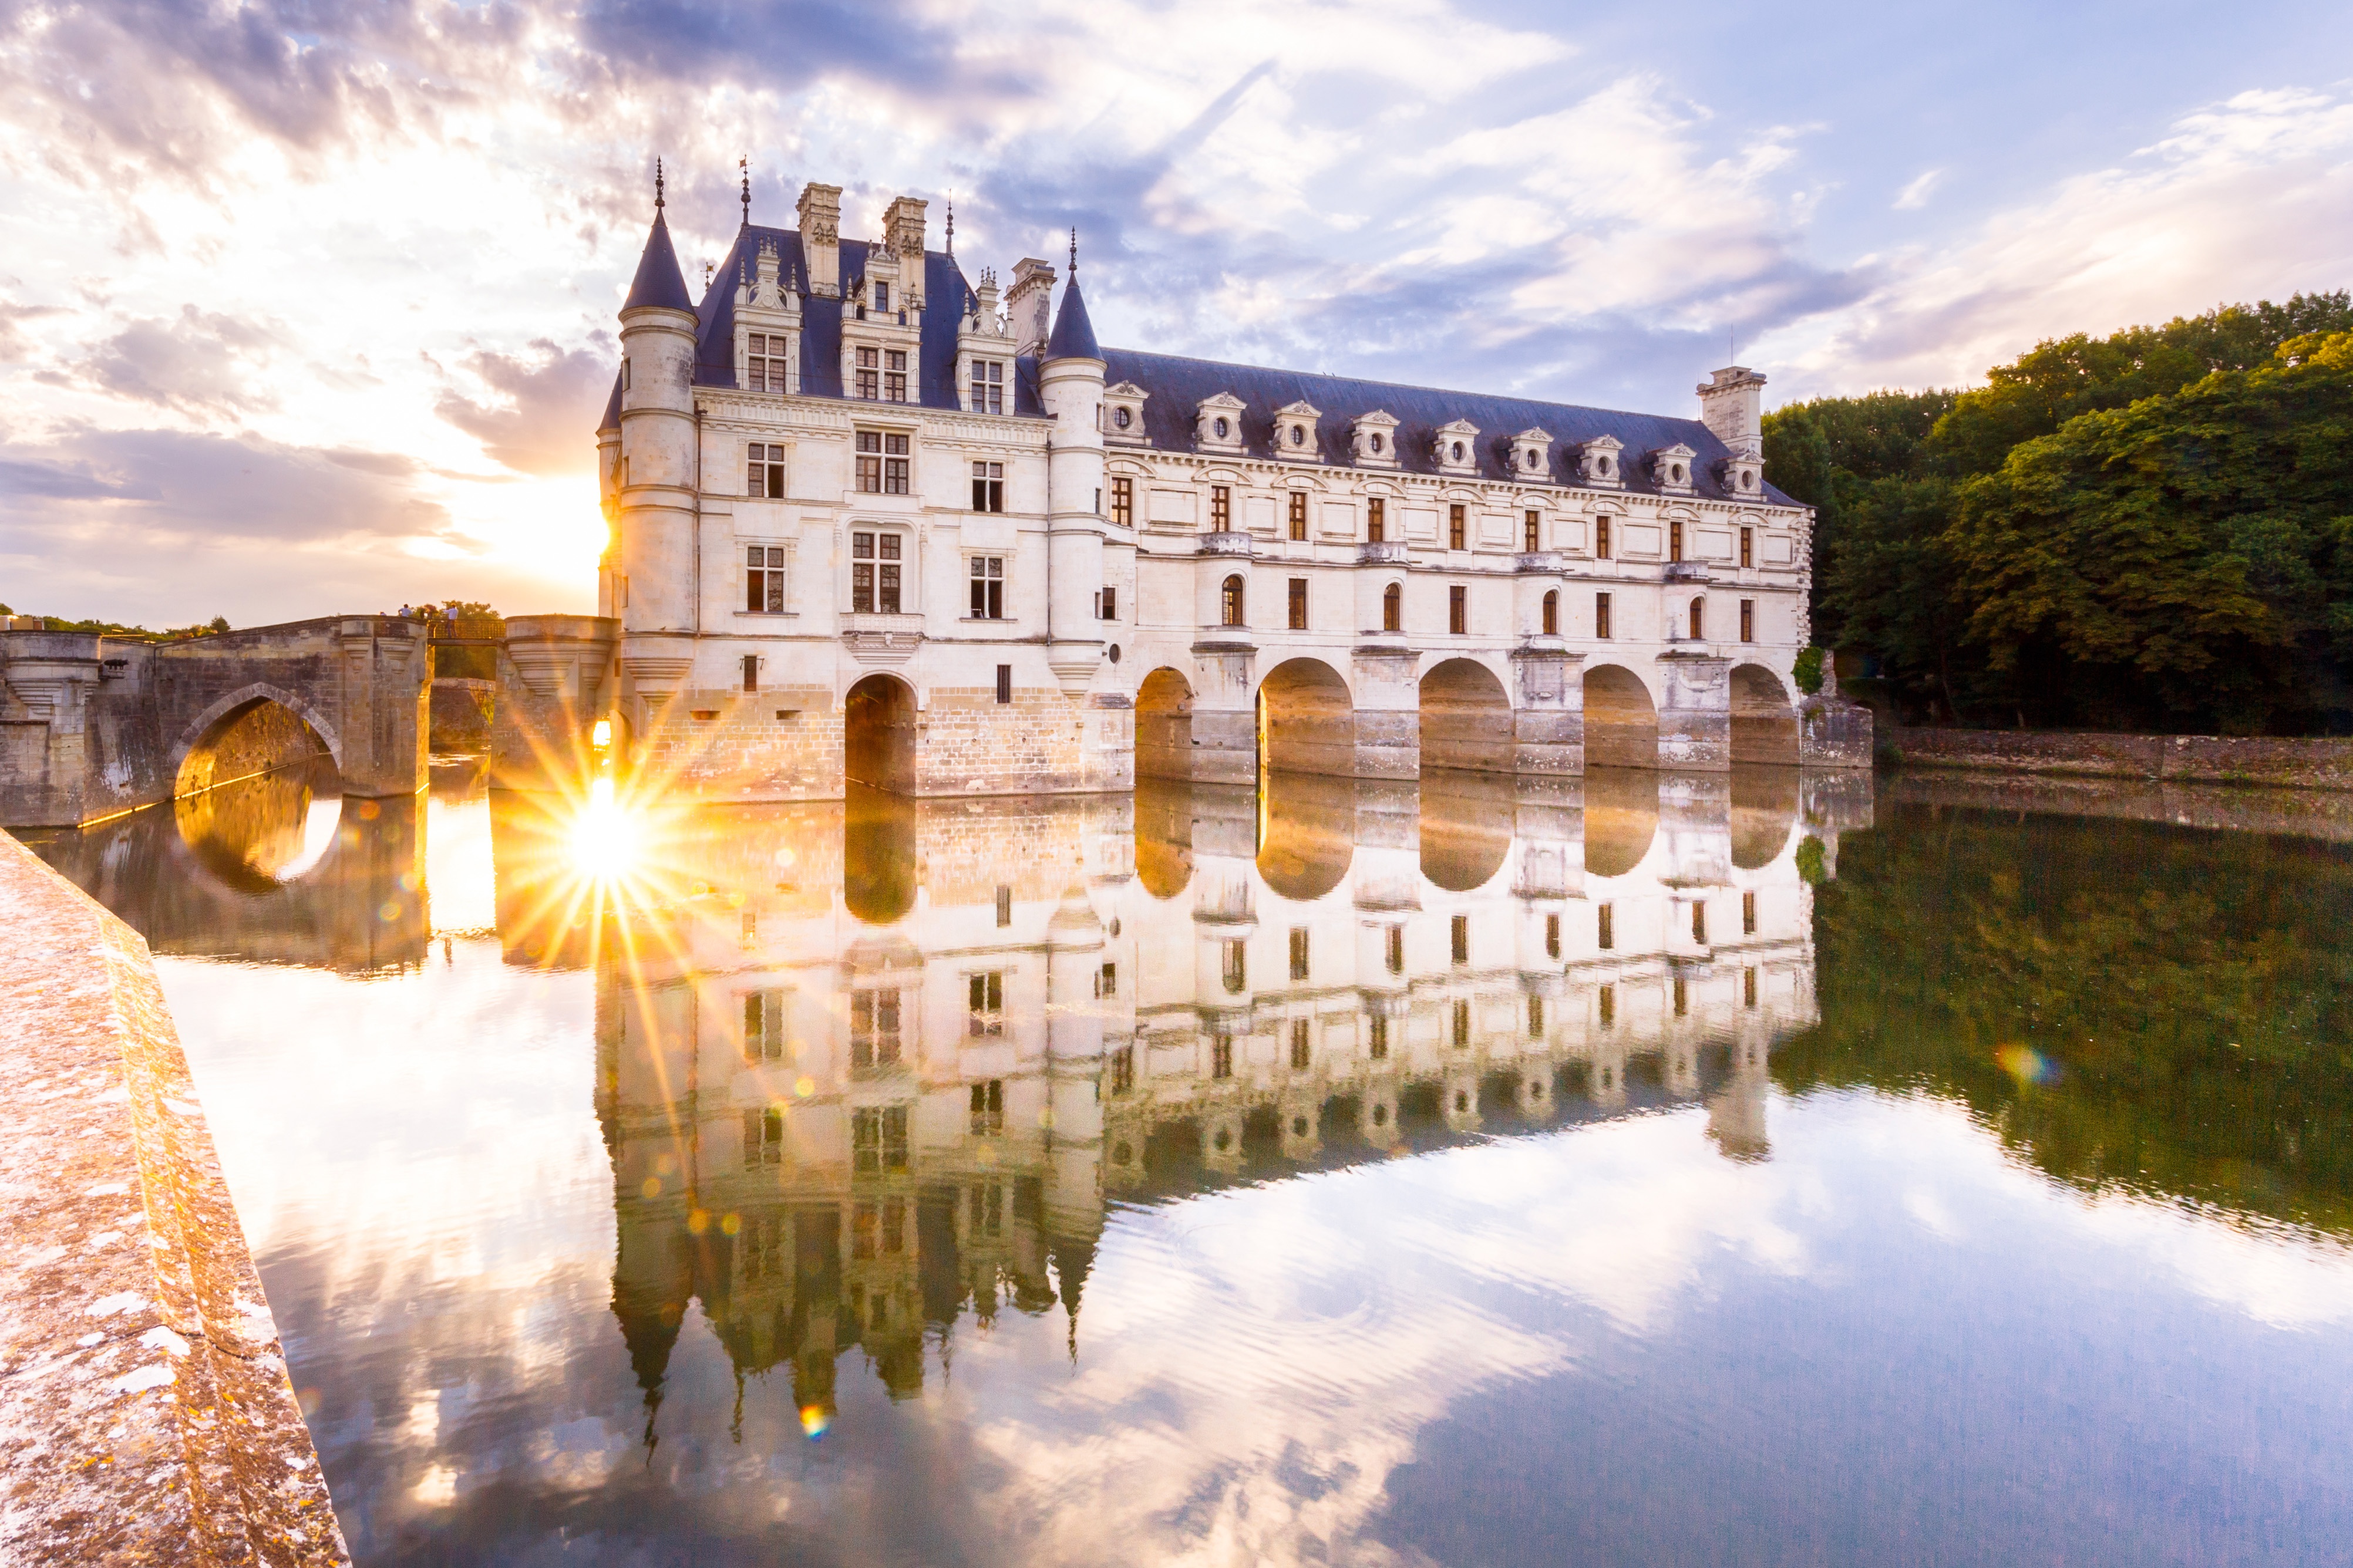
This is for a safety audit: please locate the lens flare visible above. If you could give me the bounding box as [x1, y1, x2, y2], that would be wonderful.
[799, 1404, 830, 1439]
[1996, 1044, 2062, 1086]
[571, 778, 642, 883]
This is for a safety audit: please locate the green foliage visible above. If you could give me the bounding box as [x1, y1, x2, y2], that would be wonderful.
[1793, 834, 1826, 885]
[1792, 645, 1826, 696]
[1780, 802, 2353, 1233]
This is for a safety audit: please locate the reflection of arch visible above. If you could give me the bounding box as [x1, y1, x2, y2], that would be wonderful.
[1136, 667, 1194, 782]
[844, 784, 916, 923]
[1257, 658, 1354, 778]
[1257, 773, 1353, 900]
[1729, 662, 1799, 766]
[1419, 657, 1512, 775]
[171, 683, 341, 797]
[1420, 770, 1512, 891]
[1730, 765, 1799, 869]
[172, 760, 342, 895]
[1583, 766, 1659, 878]
[1133, 778, 1194, 899]
[1583, 663, 1658, 769]
[845, 674, 916, 793]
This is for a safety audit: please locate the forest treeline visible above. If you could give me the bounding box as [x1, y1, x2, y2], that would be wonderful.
[1763, 292, 2353, 733]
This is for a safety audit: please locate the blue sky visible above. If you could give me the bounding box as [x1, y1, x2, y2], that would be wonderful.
[2, 0, 2348, 624]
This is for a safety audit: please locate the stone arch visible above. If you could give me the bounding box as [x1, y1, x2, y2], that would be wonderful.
[171, 766, 345, 896]
[1419, 656, 1513, 775]
[1136, 667, 1195, 782]
[1420, 769, 1512, 892]
[1731, 764, 1799, 870]
[170, 683, 341, 799]
[844, 673, 918, 793]
[1257, 773, 1353, 900]
[1583, 663, 1659, 769]
[1256, 658, 1355, 778]
[1583, 766, 1659, 879]
[1729, 662, 1799, 766]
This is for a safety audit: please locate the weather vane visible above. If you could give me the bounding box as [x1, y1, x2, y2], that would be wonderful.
[740, 156, 750, 228]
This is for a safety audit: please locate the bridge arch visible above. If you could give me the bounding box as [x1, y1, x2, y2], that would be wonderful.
[1419, 656, 1512, 775]
[1729, 662, 1799, 765]
[1256, 657, 1354, 778]
[170, 683, 342, 799]
[844, 673, 917, 793]
[1582, 662, 1659, 770]
[1136, 666, 1194, 781]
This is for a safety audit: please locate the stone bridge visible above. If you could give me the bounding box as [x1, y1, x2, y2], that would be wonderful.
[0, 616, 432, 828]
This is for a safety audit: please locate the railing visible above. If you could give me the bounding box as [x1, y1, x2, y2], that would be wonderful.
[1199, 531, 1257, 558]
[1664, 561, 1711, 583]
[1358, 541, 1409, 565]
[427, 617, 507, 643]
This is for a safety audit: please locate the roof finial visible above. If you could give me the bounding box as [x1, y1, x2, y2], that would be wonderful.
[1069, 225, 1078, 276]
[655, 157, 665, 211]
[945, 201, 955, 258]
[739, 156, 750, 229]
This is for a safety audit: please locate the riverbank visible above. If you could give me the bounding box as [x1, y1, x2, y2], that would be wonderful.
[1883, 726, 2353, 791]
[0, 830, 346, 1564]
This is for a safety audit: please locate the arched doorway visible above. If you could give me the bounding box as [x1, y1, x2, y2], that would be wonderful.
[1257, 659, 1354, 778]
[1419, 657, 1512, 775]
[844, 675, 917, 793]
[1729, 663, 1799, 765]
[1136, 667, 1194, 781]
[1583, 664, 1658, 770]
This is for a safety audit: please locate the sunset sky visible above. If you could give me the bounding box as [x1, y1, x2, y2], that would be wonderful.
[3, 0, 2349, 627]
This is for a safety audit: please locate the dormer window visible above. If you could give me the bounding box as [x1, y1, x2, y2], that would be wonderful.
[1370, 433, 1385, 453]
[1115, 407, 1132, 429]
[1273, 400, 1322, 463]
[1351, 410, 1401, 468]
[1195, 392, 1248, 453]
[873, 281, 890, 312]
[1104, 382, 1152, 443]
[748, 333, 790, 394]
[1651, 443, 1698, 493]
[968, 359, 1004, 414]
[1577, 435, 1625, 488]
[1510, 428, 1553, 479]
[1432, 419, 1480, 476]
[1721, 456, 1763, 495]
[1214, 417, 1231, 440]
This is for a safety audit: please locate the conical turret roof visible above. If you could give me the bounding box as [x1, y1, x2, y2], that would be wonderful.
[1044, 273, 1100, 360]
[624, 209, 695, 314]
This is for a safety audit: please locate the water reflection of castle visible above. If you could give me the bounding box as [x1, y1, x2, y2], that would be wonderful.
[529, 766, 1872, 1426]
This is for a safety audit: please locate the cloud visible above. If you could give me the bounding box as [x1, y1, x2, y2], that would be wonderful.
[1892, 168, 1940, 210]
[433, 339, 614, 477]
[74, 306, 287, 419]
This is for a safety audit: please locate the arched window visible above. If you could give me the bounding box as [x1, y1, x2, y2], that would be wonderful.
[1541, 590, 1558, 636]
[1382, 582, 1402, 633]
[1688, 596, 1705, 640]
[1221, 575, 1245, 628]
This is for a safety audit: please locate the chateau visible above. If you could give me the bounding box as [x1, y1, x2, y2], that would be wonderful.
[598, 177, 1864, 798]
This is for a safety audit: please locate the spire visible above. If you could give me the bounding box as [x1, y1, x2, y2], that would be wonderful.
[739, 156, 750, 230]
[622, 171, 695, 313]
[1069, 225, 1078, 276]
[945, 201, 954, 258]
[1043, 263, 1100, 361]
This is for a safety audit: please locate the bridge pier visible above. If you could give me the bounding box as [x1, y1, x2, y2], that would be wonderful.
[491, 615, 620, 793]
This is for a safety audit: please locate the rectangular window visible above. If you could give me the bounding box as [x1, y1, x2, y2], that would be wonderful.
[1386, 925, 1404, 975]
[1740, 599, 1755, 642]
[742, 1107, 783, 1168]
[1528, 995, 1544, 1038]
[970, 358, 1004, 414]
[856, 429, 882, 492]
[995, 663, 1011, 704]
[746, 545, 787, 613]
[967, 971, 1004, 1036]
[1222, 939, 1247, 994]
[1110, 1044, 1134, 1095]
[1743, 890, 1758, 935]
[1289, 491, 1308, 541]
[884, 349, 907, 403]
[1745, 967, 1759, 1009]
[1452, 999, 1471, 1048]
[742, 653, 759, 692]
[1290, 1019, 1311, 1072]
[746, 335, 789, 395]
[1740, 527, 1753, 569]
[1673, 977, 1688, 1017]
[1369, 1014, 1389, 1060]
[1596, 592, 1612, 640]
[1524, 510, 1541, 552]
[856, 345, 879, 400]
[1110, 476, 1133, 527]
[1670, 520, 1684, 563]
[1366, 497, 1385, 543]
[1210, 485, 1231, 531]
[851, 533, 902, 612]
[1097, 961, 1117, 999]
[1288, 927, 1310, 982]
[742, 989, 786, 1063]
[746, 441, 785, 498]
[1546, 912, 1561, 959]
[850, 988, 901, 1070]
[1598, 984, 1615, 1029]
[1595, 516, 1611, 559]
[970, 556, 1005, 619]
[1692, 902, 1707, 944]
[1449, 504, 1466, 550]
[995, 885, 1012, 928]
[1287, 578, 1308, 631]
[1597, 903, 1614, 950]
[971, 461, 1004, 514]
[1100, 586, 1117, 620]
[872, 282, 890, 312]
[1450, 913, 1469, 966]
[1211, 1036, 1233, 1080]
[970, 1079, 1004, 1137]
[852, 1105, 908, 1172]
[884, 432, 908, 494]
[1449, 585, 1467, 635]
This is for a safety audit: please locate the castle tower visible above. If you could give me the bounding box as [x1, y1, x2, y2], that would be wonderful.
[614, 180, 701, 731]
[1038, 258, 1106, 693]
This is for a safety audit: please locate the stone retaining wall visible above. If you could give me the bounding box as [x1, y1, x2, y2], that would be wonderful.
[429, 677, 495, 756]
[1886, 727, 2353, 791]
[0, 830, 346, 1564]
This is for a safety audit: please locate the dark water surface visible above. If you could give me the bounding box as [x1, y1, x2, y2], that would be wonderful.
[23, 763, 2353, 1566]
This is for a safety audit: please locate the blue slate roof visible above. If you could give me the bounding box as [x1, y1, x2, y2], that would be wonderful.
[622, 211, 695, 314]
[1097, 348, 1790, 505]
[1045, 275, 1100, 361]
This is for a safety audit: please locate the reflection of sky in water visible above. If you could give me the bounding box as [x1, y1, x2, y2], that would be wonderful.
[112, 783, 2353, 1564]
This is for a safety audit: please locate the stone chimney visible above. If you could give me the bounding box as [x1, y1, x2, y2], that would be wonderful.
[796, 182, 841, 299]
[883, 196, 927, 261]
[1697, 366, 1766, 459]
[1008, 257, 1057, 357]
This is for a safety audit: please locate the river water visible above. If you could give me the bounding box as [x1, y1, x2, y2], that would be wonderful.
[22, 763, 2353, 1566]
